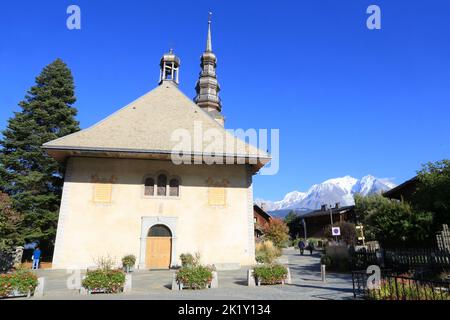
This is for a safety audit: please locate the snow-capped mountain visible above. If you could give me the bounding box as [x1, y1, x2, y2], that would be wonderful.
[256, 191, 306, 212]
[352, 175, 396, 196]
[256, 175, 396, 215]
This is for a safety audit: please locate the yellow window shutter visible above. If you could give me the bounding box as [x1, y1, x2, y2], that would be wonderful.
[208, 187, 226, 206]
[93, 183, 112, 203]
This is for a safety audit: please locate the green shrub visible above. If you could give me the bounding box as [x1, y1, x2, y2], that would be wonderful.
[320, 255, 332, 267]
[370, 278, 450, 300]
[253, 264, 288, 285]
[82, 269, 126, 293]
[321, 254, 351, 272]
[176, 265, 213, 290]
[180, 253, 195, 267]
[255, 241, 281, 264]
[323, 245, 352, 272]
[291, 238, 301, 248]
[0, 270, 38, 297]
[307, 238, 323, 247]
[439, 270, 450, 282]
[121, 255, 136, 268]
[354, 193, 433, 247]
[255, 253, 266, 264]
[179, 252, 202, 268]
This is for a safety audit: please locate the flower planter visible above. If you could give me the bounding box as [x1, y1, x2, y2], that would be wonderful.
[174, 265, 216, 290]
[0, 289, 32, 299]
[251, 265, 290, 287]
[256, 278, 285, 286]
[123, 265, 134, 273]
[0, 271, 39, 299]
[172, 271, 217, 290]
[81, 269, 126, 295]
[87, 288, 124, 295]
[121, 255, 136, 274]
[175, 280, 213, 290]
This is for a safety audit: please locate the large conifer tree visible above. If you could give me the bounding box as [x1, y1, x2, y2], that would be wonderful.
[0, 59, 79, 252]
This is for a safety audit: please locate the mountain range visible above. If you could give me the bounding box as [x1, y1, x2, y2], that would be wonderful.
[255, 175, 396, 218]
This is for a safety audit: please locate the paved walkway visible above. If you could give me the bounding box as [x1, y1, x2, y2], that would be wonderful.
[26, 248, 354, 300]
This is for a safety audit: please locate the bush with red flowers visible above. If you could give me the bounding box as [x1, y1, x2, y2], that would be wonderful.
[0, 270, 38, 298]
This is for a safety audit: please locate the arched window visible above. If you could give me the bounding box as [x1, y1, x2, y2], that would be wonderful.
[144, 177, 155, 196]
[157, 174, 167, 196]
[169, 178, 180, 197]
[148, 224, 172, 237]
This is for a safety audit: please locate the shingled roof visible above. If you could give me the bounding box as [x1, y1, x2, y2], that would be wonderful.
[43, 82, 271, 172]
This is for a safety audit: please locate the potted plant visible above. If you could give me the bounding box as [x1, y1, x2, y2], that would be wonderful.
[82, 269, 126, 294]
[253, 264, 288, 286]
[176, 265, 214, 290]
[175, 253, 215, 290]
[121, 255, 136, 273]
[81, 255, 126, 294]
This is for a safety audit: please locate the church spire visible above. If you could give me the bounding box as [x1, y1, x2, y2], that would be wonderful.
[206, 12, 212, 52]
[195, 12, 224, 126]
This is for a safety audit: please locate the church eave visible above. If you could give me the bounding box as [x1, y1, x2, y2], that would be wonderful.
[43, 145, 271, 172]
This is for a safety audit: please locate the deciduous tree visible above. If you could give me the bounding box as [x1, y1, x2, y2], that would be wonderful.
[414, 160, 450, 231]
[263, 218, 290, 248]
[0, 192, 23, 252]
[354, 194, 433, 248]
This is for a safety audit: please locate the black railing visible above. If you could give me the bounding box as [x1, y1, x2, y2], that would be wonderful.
[352, 270, 450, 300]
[352, 250, 379, 270]
[351, 248, 450, 273]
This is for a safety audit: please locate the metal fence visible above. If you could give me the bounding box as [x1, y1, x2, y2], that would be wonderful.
[385, 248, 450, 271]
[352, 248, 450, 273]
[352, 270, 450, 300]
[352, 250, 380, 270]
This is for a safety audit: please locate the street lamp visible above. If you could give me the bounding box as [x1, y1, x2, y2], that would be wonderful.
[302, 218, 307, 240]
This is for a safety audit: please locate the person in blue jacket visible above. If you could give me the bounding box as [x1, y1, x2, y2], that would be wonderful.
[32, 246, 41, 270]
[298, 240, 306, 255]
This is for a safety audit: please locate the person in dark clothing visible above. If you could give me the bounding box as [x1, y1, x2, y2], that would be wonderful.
[308, 242, 314, 256]
[32, 247, 41, 270]
[298, 240, 306, 255]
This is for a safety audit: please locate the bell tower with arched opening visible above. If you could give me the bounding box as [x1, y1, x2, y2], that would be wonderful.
[159, 49, 180, 85]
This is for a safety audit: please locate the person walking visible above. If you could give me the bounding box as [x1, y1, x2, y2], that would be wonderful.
[32, 246, 41, 270]
[298, 240, 305, 256]
[308, 241, 315, 256]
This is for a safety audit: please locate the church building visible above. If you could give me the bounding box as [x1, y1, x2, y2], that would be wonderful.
[43, 18, 270, 270]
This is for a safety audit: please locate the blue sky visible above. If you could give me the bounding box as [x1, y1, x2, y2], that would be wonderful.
[1, 0, 449, 201]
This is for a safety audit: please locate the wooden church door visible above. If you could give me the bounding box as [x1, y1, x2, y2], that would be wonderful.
[146, 225, 172, 269]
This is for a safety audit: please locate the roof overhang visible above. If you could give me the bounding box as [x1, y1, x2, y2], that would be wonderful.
[43, 145, 272, 174]
[253, 204, 272, 220]
[383, 176, 418, 200]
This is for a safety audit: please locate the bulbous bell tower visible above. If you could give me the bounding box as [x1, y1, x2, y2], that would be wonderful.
[159, 49, 180, 85]
[195, 13, 224, 126]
